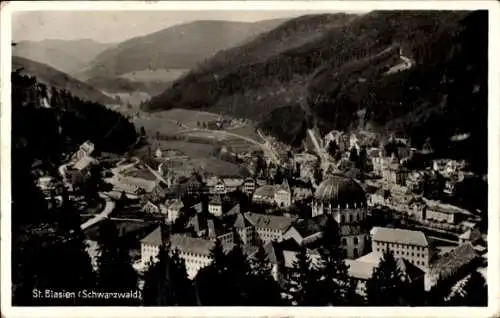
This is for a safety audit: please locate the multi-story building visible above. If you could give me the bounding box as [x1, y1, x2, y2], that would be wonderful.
[208, 195, 223, 216]
[423, 199, 473, 224]
[140, 226, 258, 279]
[165, 199, 184, 223]
[242, 177, 257, 196]
[283, 215, 327, 246]
[244, 212, 296, 244]
[74, 140, 95, 161]
[274, 179, 292, 208]
[383, 163, 408, 186]
[370, 226, 431, 271]
[311, 174, 369, 259]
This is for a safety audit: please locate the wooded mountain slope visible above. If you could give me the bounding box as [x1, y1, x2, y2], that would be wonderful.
[145, 11, 487, 172]
[77, 19, 287, 81]
[12, 56, 116, 105]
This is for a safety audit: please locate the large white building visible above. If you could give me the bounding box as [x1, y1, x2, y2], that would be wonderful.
[140, 226, 258, 279]
[370, 227, 432, 271]
[311, 174, 369, 259]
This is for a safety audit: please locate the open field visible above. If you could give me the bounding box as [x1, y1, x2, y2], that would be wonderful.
[133, 140, 245, 177]
[225, 125, 262, 142]
[119, 69, 189, 82]
[156, 108, 221, 129]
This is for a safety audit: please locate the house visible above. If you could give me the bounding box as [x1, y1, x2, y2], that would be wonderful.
[274, 179, 292, 208]
[205, 176, 244, 194]
[74, 140, 95, 161]
[292, 186, 313, 202]
[244, 212, 296, 244]
[423, 199, 473, 224]
[458, 227, 482, 245]
[408, 198, 427, 220]
[345, 251, 425, 296]
[142, 200, 161, 214]
[141, 227, 258, 279]
[37, 176, 55, 194]
[425, 242, 480, 291]
[252, 185, 277, 205]
[165, 199, 184, 223]
[206, 177, 226, 194]
[383, 163, 408, 186]
[242, 178, 257, 195]
[208, 195, 223, 216]
[282, 215, 327, 246]
[370, 227, 432, 271]
[369, 188, 389, 207]
[113, 175, 160, 195]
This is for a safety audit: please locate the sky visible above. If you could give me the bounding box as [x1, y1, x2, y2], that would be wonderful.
[12, 10, 364, 43]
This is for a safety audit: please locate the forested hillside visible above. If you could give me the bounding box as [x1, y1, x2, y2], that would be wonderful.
[78, 19, 287, 80]
[144, 11, 487, 172]
[11, 69, 139, 305]
[13, 56, 116, 105]
[11, 70, 137, 168]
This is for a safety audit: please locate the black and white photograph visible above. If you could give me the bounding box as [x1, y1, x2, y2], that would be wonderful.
[1, 1, 498, 314]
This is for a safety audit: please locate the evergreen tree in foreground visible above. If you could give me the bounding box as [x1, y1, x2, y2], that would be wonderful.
[285, 246, 321, 306]
[194, 239, 230, 305]
[448, 271, 488, 306]
[249, 243, 284, 305]
[95, 219, 139, 305]
[365, 250, 412, 306]
[316, 216, 358, 306]
[142, 243, 194, 306]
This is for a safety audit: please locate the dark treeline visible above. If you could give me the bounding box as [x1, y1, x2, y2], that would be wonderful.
[11, 70, 139, 305]
[12, 70, 137, 162]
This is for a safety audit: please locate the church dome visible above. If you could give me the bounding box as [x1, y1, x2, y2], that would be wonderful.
[314, 174, 366, 207]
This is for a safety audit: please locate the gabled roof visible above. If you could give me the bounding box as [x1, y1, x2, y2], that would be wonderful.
[290, 215, 328, 238]
[429, 242, 479, 280]
[226, 203, 241, 216]
[169, 234, 257, 257]
[346, 252, 424, 281]
[140, 226, 163, 246]
[244, 212, 295, 232]
[371, 227, 429, 247]
[233, 213, 252, 228]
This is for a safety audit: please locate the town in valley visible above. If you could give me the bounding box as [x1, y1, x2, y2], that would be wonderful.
[10, 8, 489, 307]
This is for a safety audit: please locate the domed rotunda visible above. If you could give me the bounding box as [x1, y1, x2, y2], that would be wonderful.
[312, 174, 369, 259]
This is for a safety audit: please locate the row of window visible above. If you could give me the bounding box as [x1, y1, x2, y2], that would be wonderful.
[375, 242, 427, 251]
[376, 248, 426, 260]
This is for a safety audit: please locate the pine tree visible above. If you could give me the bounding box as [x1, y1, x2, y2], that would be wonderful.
[316, 215, 357, 306]
[448, 271, 488, 306]
[142, 244, 194, 306]
[194, 239, 230, 305]
[226, 243, 252, 304]
[285, 246, 321, 306]
[249, 244, 284, 305]
[95, 219, 139, 305]
[365, 250, 411, 306]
